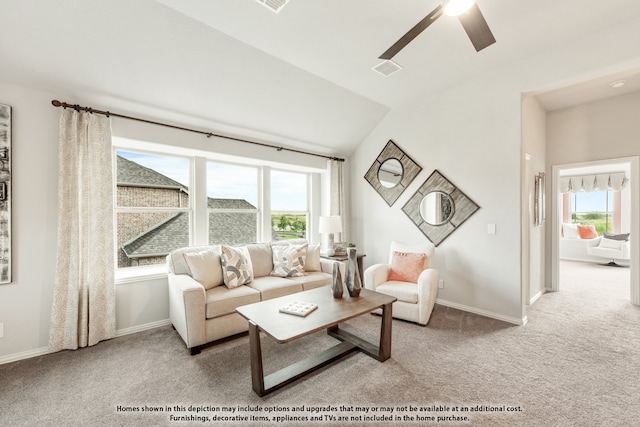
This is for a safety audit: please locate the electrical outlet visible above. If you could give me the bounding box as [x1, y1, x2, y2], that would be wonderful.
[0, 323, 4, 338]
[438, 279, 444, 289]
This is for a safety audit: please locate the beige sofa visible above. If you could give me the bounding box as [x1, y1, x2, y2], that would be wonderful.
[166, 239, 335, 354]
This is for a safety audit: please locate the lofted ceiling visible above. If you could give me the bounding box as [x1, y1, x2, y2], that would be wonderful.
[2, 0, 640, 156]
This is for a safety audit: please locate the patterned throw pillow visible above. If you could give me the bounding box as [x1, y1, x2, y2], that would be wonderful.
[220, 245, 254, 288]
[388, 251, 426, 283]
[271, 244, 308, 277]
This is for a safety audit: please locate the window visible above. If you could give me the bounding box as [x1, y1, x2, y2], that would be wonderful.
[115, 151, 191, 268]
[570, 190, 613, 234]
[114, 143, 318, 272]
[207, 162, 259, 245]
[271, 170, 308, 241]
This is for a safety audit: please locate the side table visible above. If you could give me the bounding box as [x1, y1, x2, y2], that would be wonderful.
[321, 253, 366, 281]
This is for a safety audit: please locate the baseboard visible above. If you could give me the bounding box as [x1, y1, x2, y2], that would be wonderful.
[529, 290, 544, 305]
[435, 298, 526, 326]
[0, 319, 172, 365]
[0, 346, 51, 365]
[115, 319, 171, 337]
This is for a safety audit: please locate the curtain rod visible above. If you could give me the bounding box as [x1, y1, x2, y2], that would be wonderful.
[51, 100, 344, 162]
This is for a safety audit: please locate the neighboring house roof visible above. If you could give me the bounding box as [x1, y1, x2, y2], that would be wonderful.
[117, 155, 187, 191]
[118, 156, 258, 259]
[122, 203, 258, 258]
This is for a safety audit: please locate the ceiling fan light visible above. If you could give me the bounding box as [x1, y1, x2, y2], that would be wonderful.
[443, 0, 477, 17]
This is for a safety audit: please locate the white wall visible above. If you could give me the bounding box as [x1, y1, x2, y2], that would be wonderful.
[351, 17, 640, 324]
[522, 97, 547, 305]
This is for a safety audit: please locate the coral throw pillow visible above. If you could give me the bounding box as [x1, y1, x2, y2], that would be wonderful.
[577, 225, 597, 239]
[388, 251, 426, 283]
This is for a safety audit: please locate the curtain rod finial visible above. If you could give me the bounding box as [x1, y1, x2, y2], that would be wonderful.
[52, 100, 62, 107]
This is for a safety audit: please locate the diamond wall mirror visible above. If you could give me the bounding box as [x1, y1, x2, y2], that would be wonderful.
[364, 140, 421, 206]
[402, 170, 479, 246]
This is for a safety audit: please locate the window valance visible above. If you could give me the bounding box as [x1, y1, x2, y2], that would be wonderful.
[559, 172, 627, 194]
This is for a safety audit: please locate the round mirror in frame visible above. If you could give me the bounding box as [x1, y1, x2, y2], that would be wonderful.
[378, 158, 403, 188]
[420, 191, 454, 225]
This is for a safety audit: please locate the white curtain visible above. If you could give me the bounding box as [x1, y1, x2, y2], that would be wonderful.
[560, 172, 628, 194]
[327, 159, 346, 240]
[49, 109, 115, 351]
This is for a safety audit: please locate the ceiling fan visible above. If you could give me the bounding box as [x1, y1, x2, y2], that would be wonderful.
[379, 0, 496, 61]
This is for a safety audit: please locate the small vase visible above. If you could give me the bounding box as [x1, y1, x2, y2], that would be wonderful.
[345, 248, 362, 298]
[332, 263, 343, 298]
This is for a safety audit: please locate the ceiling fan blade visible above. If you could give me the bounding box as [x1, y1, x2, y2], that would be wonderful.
[458, 3, 495, 52]
[379, 6, 443, 60]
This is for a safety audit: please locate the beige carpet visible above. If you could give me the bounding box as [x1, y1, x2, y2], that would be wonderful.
[1, 261, 639, 426]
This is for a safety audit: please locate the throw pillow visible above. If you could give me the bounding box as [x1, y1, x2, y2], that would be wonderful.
[220, 245, 254, 288]
[388, 251, 426, 283]
[604, 232, 630, 242]
[271, 243, 308, 277]
[182, 248, 223, 290]
[305, 244, 322, 272]
[599, 237, 623, 250]
[562, 223, 580, 239]
[577, 225, 597, 239]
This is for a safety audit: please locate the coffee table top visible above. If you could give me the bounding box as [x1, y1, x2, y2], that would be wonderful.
[236, 286, 396, 344]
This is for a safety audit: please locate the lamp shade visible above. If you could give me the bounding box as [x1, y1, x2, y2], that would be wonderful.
[442, 0, 476, 16]
[319, 216, 342, 234]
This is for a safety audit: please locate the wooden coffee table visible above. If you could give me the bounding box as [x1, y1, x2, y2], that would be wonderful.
[236, 286, 396, 396]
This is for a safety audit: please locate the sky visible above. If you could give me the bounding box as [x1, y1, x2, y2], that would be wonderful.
[117, 150, 307, 211]
[570, 191, 613, 213]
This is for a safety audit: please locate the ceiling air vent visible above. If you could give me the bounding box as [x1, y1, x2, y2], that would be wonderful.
[373, 60, 403, 77]
[255, 0, 290, 13]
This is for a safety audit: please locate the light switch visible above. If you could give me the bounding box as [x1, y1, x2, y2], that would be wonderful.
[487, 224, 496, 235]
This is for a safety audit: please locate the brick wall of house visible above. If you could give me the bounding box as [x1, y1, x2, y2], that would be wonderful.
[116, 185, 188, 268]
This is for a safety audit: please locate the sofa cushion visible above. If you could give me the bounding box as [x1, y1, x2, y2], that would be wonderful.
[248, 276, 303, 300]
[205, 285, 261, 319]
[271, 243, 307, 277]
[220, 245, 254, 288]
[245, 243, 274, 278]
[604, 232, 630, 241]
[599, 237, 623, 250]
[376, 281, 419, 304]
[291, 271, 332, 291]
[183, 247, 223, 290]
[562, 223, 580, 239]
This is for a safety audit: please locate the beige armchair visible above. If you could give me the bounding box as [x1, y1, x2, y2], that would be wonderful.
[364, 240, 439, 326]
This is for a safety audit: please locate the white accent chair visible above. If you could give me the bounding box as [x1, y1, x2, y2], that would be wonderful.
[364, 241, 439, 326]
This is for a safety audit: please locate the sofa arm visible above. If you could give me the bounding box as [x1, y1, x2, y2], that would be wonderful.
[586, 237, 602, 248]
[621, 240, 631, 259]
[417, 268, 439, 325]
[168, 273, 207, 350]
[364, 264, 390, 290]
[320, 258, 337, 274]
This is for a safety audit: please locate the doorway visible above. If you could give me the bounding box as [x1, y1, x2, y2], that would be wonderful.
[551, 157, 640, 304]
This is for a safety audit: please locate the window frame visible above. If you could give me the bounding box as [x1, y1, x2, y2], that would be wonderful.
[113, 141, 320, 281]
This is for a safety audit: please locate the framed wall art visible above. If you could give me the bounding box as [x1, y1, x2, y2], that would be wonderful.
[0, 104, 11, 283]
[402, 169, 479, 246]
[364, 140, 421, 206]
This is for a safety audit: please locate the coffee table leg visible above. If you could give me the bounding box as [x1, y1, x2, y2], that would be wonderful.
[379, 302, 393, 361]
[248, 320, 266, 396]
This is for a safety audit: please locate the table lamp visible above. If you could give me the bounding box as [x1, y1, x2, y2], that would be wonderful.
[319, 215, 342, 256]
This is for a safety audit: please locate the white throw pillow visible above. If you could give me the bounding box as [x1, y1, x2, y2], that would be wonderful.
[220, 245, 254, 288]
[562, 223, 580, 239]
[271, 243, 307, 277]
[599, 237, 623, 250]
[182, 247, 223, 290]
[305, 244, 322, 272]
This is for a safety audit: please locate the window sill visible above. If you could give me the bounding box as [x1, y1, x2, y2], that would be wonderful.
[115, 264, 168, 285]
